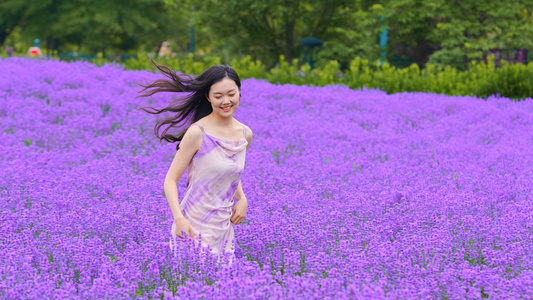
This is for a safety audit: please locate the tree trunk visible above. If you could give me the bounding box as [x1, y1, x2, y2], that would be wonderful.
[0, 29, 8, 47]
[285, 20, 295, 63]
[390, 37, 440, 68]
[155, 41, 163, 58]
[0, 22, 18, 47]
[174, 40, 186, 53]
[46, 36, 52, 56]
[46, 36, 60, 55]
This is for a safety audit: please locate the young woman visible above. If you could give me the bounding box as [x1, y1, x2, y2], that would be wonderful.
[138, 61, 253, 259]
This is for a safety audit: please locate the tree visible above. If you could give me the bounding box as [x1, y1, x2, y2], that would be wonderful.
[2, 0, 190, 55]
[315, 1, 389, 69]
[189, 0, 358, 66]
[369, 0, 533, 68]
[0, 0, 27, 46]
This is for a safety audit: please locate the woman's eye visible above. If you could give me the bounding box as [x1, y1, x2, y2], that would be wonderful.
[229, 94, 236, 97]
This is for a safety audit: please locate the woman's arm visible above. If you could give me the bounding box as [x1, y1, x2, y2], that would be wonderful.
[233, 180, 246, 202]
[163, 125, 203, 236]
[233, 125, 253, 201]
[231, 125, 253, 224]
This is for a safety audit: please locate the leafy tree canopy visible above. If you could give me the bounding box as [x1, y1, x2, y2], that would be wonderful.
[3, 0, 533, 69]
[1, 0, 189, 54]
[368, 0, 533, 67]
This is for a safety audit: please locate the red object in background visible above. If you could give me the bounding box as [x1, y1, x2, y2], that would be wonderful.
[483, 49, 528, 67]
[28, 46, 42, 57]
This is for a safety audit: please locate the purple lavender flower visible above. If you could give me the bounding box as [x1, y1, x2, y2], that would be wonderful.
[1, 57, 532, 299]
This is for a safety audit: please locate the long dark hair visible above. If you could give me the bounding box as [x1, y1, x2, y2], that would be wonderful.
[137, 60, 241, 150]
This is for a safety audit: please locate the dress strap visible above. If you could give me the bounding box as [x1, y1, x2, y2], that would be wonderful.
[192, 123, 205, 134]
[242, 125, 247, 139]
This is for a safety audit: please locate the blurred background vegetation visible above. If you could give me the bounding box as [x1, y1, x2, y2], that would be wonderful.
[2, 0, 533, 99]
[2, 0, 533, 69]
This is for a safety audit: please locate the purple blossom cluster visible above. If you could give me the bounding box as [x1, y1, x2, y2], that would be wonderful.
[1, 57, 533, 299]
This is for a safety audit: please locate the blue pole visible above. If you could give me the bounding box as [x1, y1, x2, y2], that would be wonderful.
[190, 25, 194, 53]
[380, 16, 387, 65]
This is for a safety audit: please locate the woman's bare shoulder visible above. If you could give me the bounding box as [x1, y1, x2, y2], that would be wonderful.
[235, 120, 253, 143]
[180, 124, 203, 151]
[185, 123, 204, 135]
[234, 119, 252, 134]
[244, 124, 253, 138]
[194, 116, 210, 127]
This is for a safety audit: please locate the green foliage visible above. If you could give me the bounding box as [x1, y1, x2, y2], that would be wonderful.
[7, 48, 530, 100]
[371, 0, 533, 66]
[124, 52, 221, 75]
[473, 59, 533, 100]
[341, 55, 532, 100]
[4, 0, 533, 72]
[188, 0, 359, 66]
[315, 42, 357, 70]
[0, 0, 189, 54]
[230, 56, 266, 80]
[0, 0, 26, 46]
[427, 48, 466, 71]
[119, 53, 532, 100]
[266, 56, 301, 85]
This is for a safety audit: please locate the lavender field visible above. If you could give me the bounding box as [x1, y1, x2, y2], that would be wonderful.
[1, 58, 533, 299]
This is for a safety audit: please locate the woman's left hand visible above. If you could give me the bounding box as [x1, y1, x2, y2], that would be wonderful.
[231, 198, 247, 225]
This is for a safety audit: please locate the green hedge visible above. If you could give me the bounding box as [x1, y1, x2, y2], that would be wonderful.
[122, 53, 532, 101]
[4, 49, 528, 100]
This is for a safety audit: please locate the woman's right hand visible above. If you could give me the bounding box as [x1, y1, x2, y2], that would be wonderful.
[174, 217, 195, 239]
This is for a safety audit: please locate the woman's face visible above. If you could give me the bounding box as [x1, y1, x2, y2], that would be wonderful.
[207, 78, 240, 118]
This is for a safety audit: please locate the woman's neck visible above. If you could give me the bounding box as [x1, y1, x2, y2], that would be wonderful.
[207, 113, 234, 129]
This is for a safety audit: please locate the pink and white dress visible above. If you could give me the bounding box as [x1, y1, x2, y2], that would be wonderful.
[171, 123, 248, 258]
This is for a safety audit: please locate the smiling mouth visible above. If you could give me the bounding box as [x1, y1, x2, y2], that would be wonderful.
[221, 105, 232, 112]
